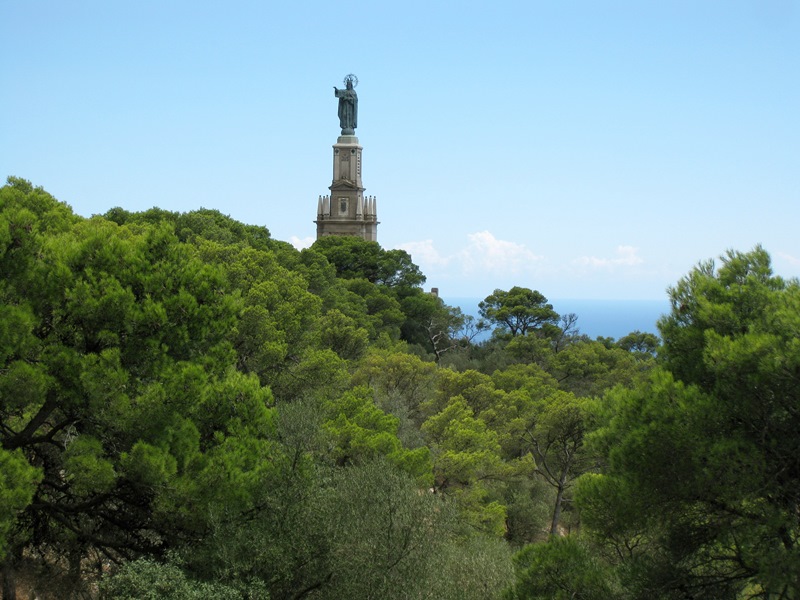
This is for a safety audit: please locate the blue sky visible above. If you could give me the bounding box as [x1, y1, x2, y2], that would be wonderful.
[3, 0, 798, 300]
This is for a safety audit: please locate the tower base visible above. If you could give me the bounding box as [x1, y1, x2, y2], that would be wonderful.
[314, 135, 379, 241]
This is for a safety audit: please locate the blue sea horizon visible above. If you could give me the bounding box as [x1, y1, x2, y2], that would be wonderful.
[443, 297, 671, 341]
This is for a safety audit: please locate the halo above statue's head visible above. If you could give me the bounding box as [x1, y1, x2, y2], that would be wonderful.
[343, 74, 359, 88]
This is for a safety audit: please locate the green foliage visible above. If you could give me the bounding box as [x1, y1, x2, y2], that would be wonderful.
[0, 448, 41, 559]
[502, 477, 553, 546]
[573, 473, 647, 556]
[10, 177, 719, 597]
[351, 349, 439, 450]
[191, 237, 330, 395]
[105, 205, 279, 256]
[425, 368, 496, 416]
[0, 180, 282, 592]
[550, 340, 646, 397]
[658, 245, 784, 386]
[505, 333, 555, 367]
[422, 395, 511, 536]
[528, 393, 600, 535]
[180, 457, 510, 600]
[344, 277, 406, 340]
[309, 236, 463, 353]
[479, 287, 559, 337]
[324, 387, 433, 485]
[352, 349, 439, 417]
[577, 247, 800, 598]
[398, 290, 480, 359]
[63, 436, 117, 496]
[318, 459, 454, 599]
[419, 364, 600, 541]
[616, 329, 659, 357]
[491, 363, 559, 398]
[506, 537, 618, 600]
[311, 235, 425, 289]
[100, 558, 250, 600]
[316, 308, 370, 360]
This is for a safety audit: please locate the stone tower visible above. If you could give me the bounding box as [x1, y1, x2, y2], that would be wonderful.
[315, 75, 379, 241]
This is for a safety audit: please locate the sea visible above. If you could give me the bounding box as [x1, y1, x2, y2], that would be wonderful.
[443, 297, 671, 342]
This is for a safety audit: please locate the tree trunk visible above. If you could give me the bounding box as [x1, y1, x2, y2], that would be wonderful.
[549, 469, 569, 536]
[1, 560, 16, 600]
[68, 545, 83, 596]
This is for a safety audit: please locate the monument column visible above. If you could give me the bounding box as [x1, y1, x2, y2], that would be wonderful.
[315, 74, 378, 242]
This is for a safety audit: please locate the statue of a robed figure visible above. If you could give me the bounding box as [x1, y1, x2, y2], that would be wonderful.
[334, 74, 358, 135]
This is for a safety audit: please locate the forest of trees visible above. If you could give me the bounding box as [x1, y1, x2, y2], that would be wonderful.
[1, 176, 798, 599]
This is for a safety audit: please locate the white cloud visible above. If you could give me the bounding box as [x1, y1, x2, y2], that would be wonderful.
[399, 231, 543, 278]
[395, 237, 663, 298]
[289, 235, 315, 250]
[460, 231, 543, 274]
[574, 245, 644, 268]
[776, 251, 800, 266]
[398, 239, 452, 267]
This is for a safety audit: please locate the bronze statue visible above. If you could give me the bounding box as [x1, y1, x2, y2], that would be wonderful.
[334, 74, 358, 135]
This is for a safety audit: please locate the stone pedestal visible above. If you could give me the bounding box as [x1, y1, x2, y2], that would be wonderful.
[315, 135, 379, 241]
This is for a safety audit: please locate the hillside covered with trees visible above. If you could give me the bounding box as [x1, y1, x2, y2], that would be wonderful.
[1, 177, 798, 599]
